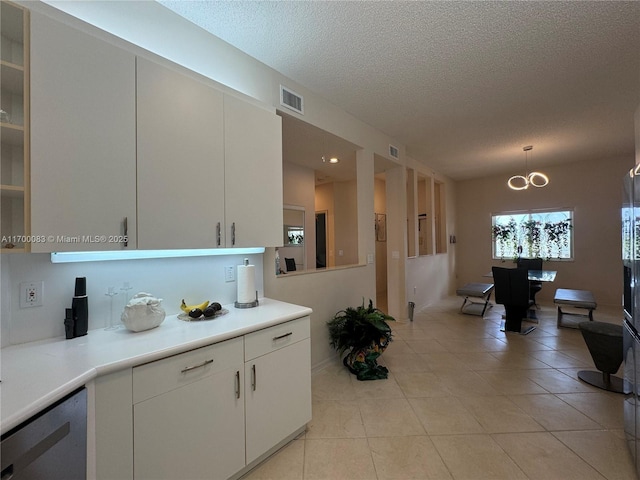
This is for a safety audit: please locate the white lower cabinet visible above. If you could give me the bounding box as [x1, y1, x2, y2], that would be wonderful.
[244, 317, 312, 464]
[114, 316, 311, 480]
[132, 337, 245, 480]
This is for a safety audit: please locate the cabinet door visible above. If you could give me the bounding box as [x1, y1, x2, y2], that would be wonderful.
[224, 94, 283, 247]
[137, 57, 225, 249]
[134, 367, 245, 480]
[30, 12, 136, 252]
[245, 338, 311, 464]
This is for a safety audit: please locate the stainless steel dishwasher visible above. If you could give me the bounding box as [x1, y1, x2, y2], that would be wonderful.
[1, 388, 87, 480]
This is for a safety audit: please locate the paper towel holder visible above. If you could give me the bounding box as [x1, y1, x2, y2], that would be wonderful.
[234, 290, 259, 309]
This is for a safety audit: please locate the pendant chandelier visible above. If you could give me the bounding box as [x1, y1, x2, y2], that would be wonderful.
[507, 145, 549, 190]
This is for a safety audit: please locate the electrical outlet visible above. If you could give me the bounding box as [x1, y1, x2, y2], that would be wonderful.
[20, 281, 44, 308]
[225, 266, 235, 283]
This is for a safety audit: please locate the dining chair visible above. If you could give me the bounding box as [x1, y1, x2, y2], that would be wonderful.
[284, 257, 297, 272]
[492, 266, 535, 333]
[516, 257, 543, 307]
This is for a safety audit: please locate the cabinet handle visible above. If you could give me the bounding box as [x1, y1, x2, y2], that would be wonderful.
[180, 358, 213, 373]
[235, 370, 241, 399]
[251, 364, 256, 391]
[123, 217, 128, 247]
[273, 332, 293, 341]
[231, 222, 236, 246]
[216, 222, 221, 247]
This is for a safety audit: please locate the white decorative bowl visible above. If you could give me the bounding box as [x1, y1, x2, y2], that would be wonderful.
[121, 292, 166, 332]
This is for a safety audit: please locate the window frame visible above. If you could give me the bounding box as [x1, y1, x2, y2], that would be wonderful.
[491, 208, 574, 261]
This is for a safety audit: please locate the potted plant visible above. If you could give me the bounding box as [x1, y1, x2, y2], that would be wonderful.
[327, 299, 395, 380]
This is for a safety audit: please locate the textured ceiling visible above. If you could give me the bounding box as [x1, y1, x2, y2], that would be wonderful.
[159, 0, 640, 181]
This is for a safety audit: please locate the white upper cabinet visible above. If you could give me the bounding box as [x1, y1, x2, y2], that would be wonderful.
[224, 94, 283, 248]
[136, 57, 225, 250]
[137, 63, 283, 250]
[29, 11, 136, 252]
[28, 10, 283, 252]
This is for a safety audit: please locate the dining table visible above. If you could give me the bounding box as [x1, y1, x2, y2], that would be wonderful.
[484, 269, 557, 282]
[525, 269, 557, 282]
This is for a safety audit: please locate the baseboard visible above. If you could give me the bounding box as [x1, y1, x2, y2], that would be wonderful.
[311, 356, 340, 375]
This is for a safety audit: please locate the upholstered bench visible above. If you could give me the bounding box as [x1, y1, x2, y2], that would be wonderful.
[456, 283, 494, 316]
[554, 288, 597, 328]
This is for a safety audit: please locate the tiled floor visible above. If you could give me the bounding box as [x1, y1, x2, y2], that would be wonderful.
[242, 296, 637, 479]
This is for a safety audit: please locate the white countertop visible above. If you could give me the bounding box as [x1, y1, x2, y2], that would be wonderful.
[0, 298, 312, 434]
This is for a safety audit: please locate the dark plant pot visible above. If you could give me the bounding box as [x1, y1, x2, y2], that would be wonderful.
[343, 340, 390, 381]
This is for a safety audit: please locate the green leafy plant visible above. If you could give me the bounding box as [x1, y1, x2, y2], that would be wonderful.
[327, 299, 395, 381]
[543, 219, 572, 258]
[522, 219, 542, 257]
[492, 219, 517, 258]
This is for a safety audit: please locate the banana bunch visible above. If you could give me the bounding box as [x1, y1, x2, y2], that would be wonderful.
[180, 299, 210, 314]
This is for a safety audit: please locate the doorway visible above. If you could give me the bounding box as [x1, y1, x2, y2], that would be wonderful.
[315, 211, 327, 269]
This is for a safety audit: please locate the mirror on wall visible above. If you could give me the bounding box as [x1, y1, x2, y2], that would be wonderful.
[284, 225, 304, 246]
[280, 206, 305, 272]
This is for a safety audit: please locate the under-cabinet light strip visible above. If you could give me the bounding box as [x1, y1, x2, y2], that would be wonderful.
[50, 248, 265, 263]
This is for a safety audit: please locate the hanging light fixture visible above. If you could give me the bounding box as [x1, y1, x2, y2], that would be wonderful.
[507, 145, 549, 190]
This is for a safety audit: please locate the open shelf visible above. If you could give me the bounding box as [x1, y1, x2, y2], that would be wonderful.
[0, 0, 29, 252]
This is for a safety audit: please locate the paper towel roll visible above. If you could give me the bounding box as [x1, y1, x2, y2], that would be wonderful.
[237, 263, 256, 304]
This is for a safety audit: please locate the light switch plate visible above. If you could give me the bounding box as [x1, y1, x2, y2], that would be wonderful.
[225, 266, 235, 282]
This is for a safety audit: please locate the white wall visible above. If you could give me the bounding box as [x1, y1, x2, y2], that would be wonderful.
[333, 180, 358, 266]
[1, 253, 264, 347]
[455, 155, 632, 306]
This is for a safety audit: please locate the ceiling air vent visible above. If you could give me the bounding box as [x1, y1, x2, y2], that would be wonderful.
[389, 144, 399, 159]
[280, 85, 304, 115]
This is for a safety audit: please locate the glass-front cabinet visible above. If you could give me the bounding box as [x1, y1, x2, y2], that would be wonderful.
[0, 0, 29, 252]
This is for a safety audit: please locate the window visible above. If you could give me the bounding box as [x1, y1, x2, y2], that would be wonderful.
[492, 210, 573, 260]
